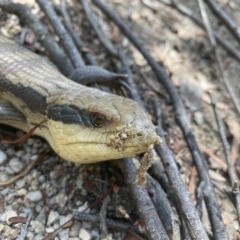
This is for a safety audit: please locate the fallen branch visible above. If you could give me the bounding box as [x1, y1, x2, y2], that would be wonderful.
[204, 0, 240, 45]
[209, 92, 240, 226]
[36, 0, 85, 68]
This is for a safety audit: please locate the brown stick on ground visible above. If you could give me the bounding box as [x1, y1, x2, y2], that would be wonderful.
[209, 92, 240, 226]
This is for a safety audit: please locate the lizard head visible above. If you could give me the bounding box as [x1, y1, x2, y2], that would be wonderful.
[46, 86, 160, 163]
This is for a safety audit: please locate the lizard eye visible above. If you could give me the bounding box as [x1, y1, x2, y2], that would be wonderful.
[90, 112, 108, 127]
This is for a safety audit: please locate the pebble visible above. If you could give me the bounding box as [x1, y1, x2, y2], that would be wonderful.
[26, 231, 34, 240]
[6, 210, 17, 225]
[9, 157, 24, 173]
[0, 150, 7, 164]
[3, 226, 18, 239]
[0, 212, 6, 222]
[21, 152, 31, 162]
[34, 234, 44, 240]
[18, 188, 27, 196]
[77, 202, 90, 213]
[70, 221, 81, 237]
[27, 138, 34, 146]
[59, 214, 72, 226]
[47, 211, 59, 225]
[15, 150, 25, 158]
[0, 223, 5, 234]
[31, 221, 45, 234]
[45, 184, 57, 197]
[0, 171, 9, 182]
[56, 193, 68, 208]
[25, 191, 42, 202]
[33, 139, 42, 148]
[58, 228, 69, 240]
[5, 148, 15, 157]
[76, 178, 83, 189]
[91, 230, 100, 240]
[79, 228, 92, 240]
[45, 227, 54, 233]
[16, 179, 26, 188]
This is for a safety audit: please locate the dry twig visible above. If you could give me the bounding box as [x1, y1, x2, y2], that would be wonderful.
[197, 0, 240, 117]
[36, 0, 85, 68]
[209, 92, 240, 226]
[204, 0, 240, 45]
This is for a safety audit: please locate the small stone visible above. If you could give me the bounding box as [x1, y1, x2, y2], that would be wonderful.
[9, 158, 24, 173]
[101, 234, 113, 240]
[79, 228, 92, 240]
[46, 227, 54, 233]
[3, 227, 18, 239]
[0, 150, 7, 164]
[31, 221, 45, 234]
[77, 202, 90, 213]
[34, 234, 44, 240]
[18, 188, 27, 196]
[45, 184, 57, 197]
[6, 211, 17, 225]
[21, 153, 31, 162]
[30, 155, 38, 161]
[15, 150, 25, 158]
[0, 212, 6, 222]
[91, 230, 99, 240]
[27, 138, 34, 146]
[26, 231, 34, 240]
[70, 221, 81, 237]
[0, 224, 5, 234]
[56, 194, 68, 208]
[76, 178, 83, 189]
[33, 139, 42, 148]
[59, 214, 72, 226]
[0, 171, 9, 182]
[25, 191, 42, 202]
[35, 204, 42, 213]
[47, 211, 59, 225]
[5, 148, 15, 157]
[58, 228, 69, 240]
[16, 178, 26, 188]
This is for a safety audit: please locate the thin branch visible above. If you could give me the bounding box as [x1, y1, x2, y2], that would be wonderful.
[92, 0, 227, 239]
[147, 173, 174, 237]
[209, 92, 240, 225]
[36, 0, 85, 68]
[74, 212, 145, 236]
[204, 0, 240, 45]
[154, 100, 209, 240]
[19, 209, 33, 240]
[198, 0, 240, 129]
[117, 48, 144, 108]
[119, 158, 169, 240]
[79, 0, 118, 57]
[55, 0, 97, 66]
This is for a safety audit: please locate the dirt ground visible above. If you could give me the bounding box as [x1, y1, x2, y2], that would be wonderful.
[0, 0, 240, 239]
